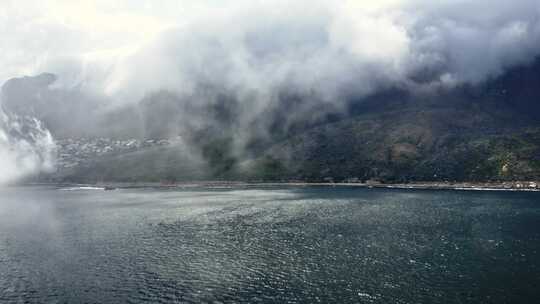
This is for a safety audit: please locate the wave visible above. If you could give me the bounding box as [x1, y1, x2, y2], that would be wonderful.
[59, 186, 105, 191]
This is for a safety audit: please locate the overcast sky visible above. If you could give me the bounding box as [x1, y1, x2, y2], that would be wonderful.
[2, 0, 540, 105]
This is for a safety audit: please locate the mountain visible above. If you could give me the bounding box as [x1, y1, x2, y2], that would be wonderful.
[8, 59, 540, 183]
[246, 107, 540, 183]
[241, 60, 540, 183]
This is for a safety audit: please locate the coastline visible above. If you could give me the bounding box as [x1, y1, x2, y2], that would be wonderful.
[23, 180, 540, 192]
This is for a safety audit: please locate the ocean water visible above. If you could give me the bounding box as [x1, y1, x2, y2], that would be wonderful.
[0, 186, 539, 303]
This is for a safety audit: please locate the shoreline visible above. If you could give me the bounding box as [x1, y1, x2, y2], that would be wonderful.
[22, 181, 540, 192]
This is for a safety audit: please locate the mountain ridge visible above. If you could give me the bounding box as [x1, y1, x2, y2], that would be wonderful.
[8, 59, 540, 183]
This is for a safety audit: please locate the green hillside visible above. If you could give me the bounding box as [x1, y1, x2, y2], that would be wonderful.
[41, 60, 540, 183]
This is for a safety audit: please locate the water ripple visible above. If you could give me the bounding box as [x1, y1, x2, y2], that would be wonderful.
[0, 187, 539, 303]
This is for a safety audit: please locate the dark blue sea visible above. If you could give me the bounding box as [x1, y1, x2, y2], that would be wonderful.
[1, 186, 539, 303]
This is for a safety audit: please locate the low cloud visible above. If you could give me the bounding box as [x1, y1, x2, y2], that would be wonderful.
[0, 103, 56, 184]
[2, 0, 539, 102]
[13, 0, 535, 98]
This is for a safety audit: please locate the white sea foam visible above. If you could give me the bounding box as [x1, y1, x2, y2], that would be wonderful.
[59, 186, 105, 191]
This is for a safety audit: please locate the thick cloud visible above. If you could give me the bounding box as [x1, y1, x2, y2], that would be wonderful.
[3, 1, 539, 96]
[402, 0, 540, 85]
[2, 0, 539, 100]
